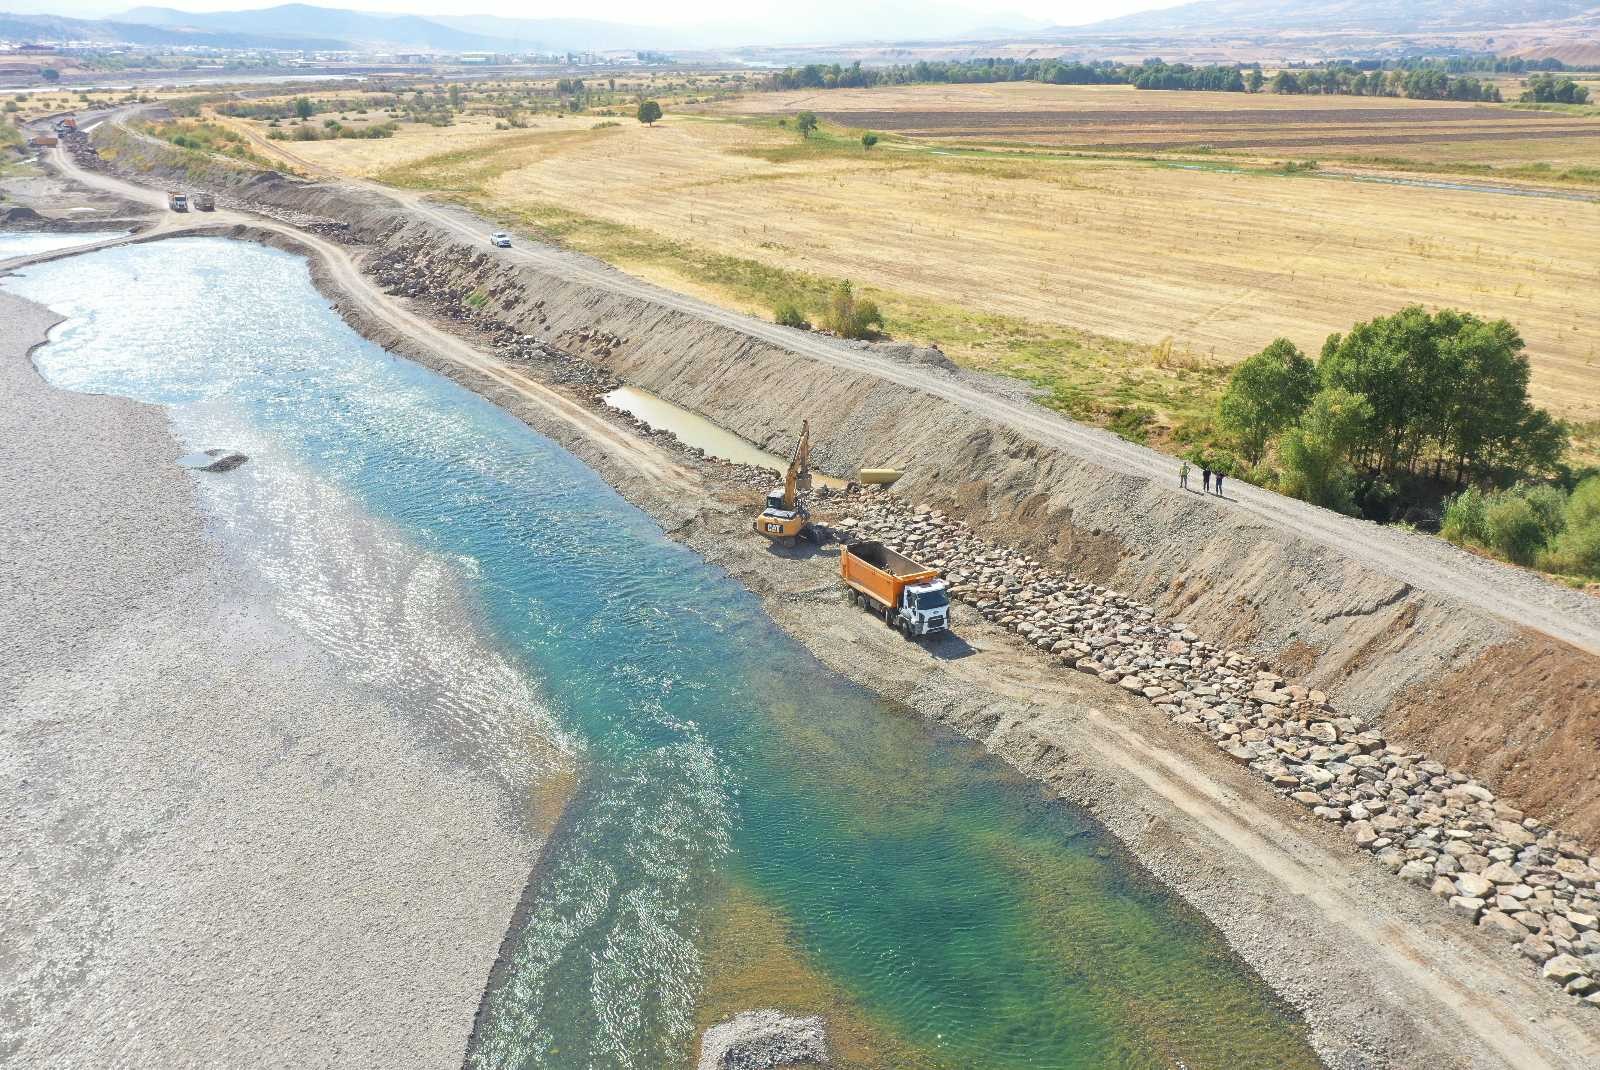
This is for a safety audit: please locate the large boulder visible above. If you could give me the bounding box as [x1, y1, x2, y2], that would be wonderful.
[698, 1010, 828, 1070]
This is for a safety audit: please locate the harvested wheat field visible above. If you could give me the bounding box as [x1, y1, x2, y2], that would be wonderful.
[724, 82, 1600, 169]
[246, 86, 1600, 443]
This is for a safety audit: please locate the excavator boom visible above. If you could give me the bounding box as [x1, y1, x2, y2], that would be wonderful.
[754, 419, 814, 546]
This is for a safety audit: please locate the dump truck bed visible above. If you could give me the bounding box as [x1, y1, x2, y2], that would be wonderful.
[841, 540, 939, 609]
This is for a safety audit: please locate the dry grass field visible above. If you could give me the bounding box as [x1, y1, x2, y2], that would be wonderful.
[224, 82, 1600, 455]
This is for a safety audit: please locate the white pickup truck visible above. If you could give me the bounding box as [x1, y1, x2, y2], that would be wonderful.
[489, 231, 512, 248]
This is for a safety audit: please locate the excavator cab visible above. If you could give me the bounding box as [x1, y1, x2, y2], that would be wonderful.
[754, 419, 815, 547]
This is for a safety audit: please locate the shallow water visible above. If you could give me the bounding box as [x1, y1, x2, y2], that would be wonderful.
[9, 238, 1323, 1069]
[603, 384, 849, 489]
[604, 384, 792, 471]
[0, 230, 128, 259]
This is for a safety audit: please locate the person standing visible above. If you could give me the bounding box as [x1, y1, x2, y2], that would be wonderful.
[1202, 467, 1212, 494]
[1180, 460, 1190, 490]
[1214, 471, 1225, 497]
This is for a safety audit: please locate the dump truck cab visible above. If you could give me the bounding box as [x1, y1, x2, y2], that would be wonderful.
[895, 580, 951, 636]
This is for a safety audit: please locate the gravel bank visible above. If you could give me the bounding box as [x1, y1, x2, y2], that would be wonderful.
[0, 287, 548, 1068]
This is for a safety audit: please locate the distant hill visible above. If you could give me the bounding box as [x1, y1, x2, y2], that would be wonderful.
[112, 2, 1049, 52]
[1089, 0, 1600, 34]
[0, 10, 346, 49]
[117, 4, 506, 51]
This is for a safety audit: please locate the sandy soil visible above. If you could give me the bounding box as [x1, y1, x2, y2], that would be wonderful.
[0, 285, 548, 1066]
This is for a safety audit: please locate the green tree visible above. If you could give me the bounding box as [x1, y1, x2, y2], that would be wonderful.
[1217, 338, 1318, 465]
[40, 68, 60, 83]
[1277, 387, 1372, 513]
[1245, 68, 1264, 92]
[794, 111, 819, 137]
[861, 131, 878, 148]
[636, 99, 662, 125]
[448, 83, 463, 110]
[293, 96, 314, 121]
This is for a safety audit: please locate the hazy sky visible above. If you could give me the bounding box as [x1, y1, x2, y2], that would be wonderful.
[20, 0, 1187, 28]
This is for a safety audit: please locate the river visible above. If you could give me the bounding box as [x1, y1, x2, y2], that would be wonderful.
[6, 236, 1322, 1069]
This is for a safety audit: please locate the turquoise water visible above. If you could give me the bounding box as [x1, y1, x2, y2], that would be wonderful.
[10, 238, 1321, 1070]
[0, 229, 127, 259]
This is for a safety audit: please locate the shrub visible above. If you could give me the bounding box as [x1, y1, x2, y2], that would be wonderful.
[1484, 496, 1544, 564]
[1541, 476, 1600, 576]
[1108, 405, 1156, 443]
[820, 280, 883, 339]
[861, 132, 879, 148]
[773, 301, 809, 329]
[1441, 487, 1488, 546]
[1519, 483, 1569, 542]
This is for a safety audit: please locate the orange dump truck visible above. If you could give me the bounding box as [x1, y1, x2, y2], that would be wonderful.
[841, 541, 951, 637]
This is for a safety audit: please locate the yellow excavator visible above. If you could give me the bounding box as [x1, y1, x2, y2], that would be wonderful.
[753, 419, 815, 547]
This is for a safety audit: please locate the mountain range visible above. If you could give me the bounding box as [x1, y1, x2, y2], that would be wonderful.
[0, 2, 1052, 52]
[1091, 0, 1600, 33]
[1, 1, 1596, 54]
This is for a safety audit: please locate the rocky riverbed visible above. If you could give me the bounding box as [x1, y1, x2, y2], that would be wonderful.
[837, 492, 1600, 1008]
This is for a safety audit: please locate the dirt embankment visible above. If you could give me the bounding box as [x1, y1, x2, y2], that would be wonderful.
[93, 126, 1600, 844]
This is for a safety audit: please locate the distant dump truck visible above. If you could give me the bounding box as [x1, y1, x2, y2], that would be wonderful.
[192, 192, 215, 212]
[841, 541, 951, 637]
[168, 191, 188, 212]
[59, 116, 77, 130]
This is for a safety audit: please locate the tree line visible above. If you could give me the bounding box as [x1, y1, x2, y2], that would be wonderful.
[763, 56, 1583, 104]
[763, 59, 1247, 93]
[1521, 74, 1591, 104]
[1256, 66, 1502, 101]
[1213, 307, 1569, 526]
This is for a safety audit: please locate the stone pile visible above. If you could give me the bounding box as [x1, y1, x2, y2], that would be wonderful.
[839, 491, 1600, 1007]
[697, 1010, 828, 1070]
